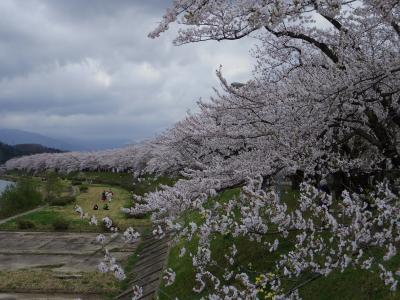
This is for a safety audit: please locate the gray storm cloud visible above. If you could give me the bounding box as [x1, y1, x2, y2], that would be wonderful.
[0, 0, 254, 145]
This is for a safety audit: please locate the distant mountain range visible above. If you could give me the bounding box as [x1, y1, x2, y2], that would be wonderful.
[0, 128, 131, 151]
[0, 142, 63, 164]
[0, 129, 76, 151]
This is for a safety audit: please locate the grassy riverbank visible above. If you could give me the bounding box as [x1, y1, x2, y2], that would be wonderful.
[0, 171, 176, 232]
[0, 179, 43, 219]
[0, 184, 150, 231]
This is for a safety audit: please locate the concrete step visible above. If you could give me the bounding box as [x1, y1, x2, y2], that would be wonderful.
[114, 235, 170, 300]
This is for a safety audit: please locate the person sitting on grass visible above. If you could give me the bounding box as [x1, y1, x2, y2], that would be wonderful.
[103, 203, 109, 210]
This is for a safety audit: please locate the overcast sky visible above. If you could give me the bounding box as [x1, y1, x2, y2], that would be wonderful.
[0, 0, 254, 146]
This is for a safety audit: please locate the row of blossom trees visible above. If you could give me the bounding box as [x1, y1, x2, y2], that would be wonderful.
[3, 1, 400, 299]
[3, 144, 149, 174]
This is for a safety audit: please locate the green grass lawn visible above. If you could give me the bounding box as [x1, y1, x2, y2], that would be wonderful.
[0, 184, 150, 231]
[158, 186, 400, 300]
[0, 171, 177, 232]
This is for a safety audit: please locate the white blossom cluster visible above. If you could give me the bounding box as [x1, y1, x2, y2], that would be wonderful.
[74, 205, 87, 219]
[123, 227, 141, 243]
[89, 215, 98, 226]
[131, 285, 143, 300]
[139, 178, 400, 298]
[96, 234, 106, 245]
[163, 268, 176, 287]
[72, 205, 141, 283]
[98, 248, 126, 280]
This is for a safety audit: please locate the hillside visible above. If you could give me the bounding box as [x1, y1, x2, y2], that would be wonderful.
[0, 142, 63, 164]
[0, 128, 74, 151]
[0, 128, 131, 151]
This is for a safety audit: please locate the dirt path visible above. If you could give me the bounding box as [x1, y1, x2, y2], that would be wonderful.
[0, 206, 46, 225]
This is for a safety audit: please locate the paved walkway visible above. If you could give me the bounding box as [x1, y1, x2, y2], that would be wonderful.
[115, 235, 170, 300]
[0, 231, 171, 300]
[0, 230, 170, 300]
[0, 231, 141, 299]
[0, 231, 139, 273]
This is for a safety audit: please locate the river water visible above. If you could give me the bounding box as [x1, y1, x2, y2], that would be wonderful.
[0, 179, 14, 195]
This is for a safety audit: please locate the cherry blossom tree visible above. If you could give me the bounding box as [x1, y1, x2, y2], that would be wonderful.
[131, 0, 400, 298]
[149, 0, 400, 175]
[2, 1, 400, 298]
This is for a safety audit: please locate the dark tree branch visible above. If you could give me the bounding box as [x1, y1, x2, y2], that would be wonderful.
[264, 26, 339, 64]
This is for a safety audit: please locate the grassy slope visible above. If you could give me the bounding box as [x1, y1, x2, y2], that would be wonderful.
[159, 187, 400, 300]
[2, 172, 399, 299]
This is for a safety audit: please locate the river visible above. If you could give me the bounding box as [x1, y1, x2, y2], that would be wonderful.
[0, 179, 14, 195]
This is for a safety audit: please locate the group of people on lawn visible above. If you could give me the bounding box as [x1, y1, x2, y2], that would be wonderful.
[93, 189, 114, 211]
